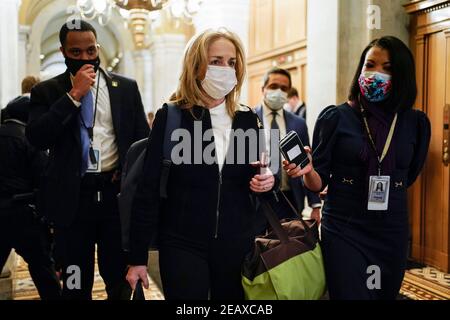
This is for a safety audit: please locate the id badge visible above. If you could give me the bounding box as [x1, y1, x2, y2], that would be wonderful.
[86, 143, 102, 173]
[368, 175, 390, 211]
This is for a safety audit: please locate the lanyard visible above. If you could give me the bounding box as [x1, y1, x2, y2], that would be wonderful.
[359, 97, 397, 176]
[79, 73, 101, 143]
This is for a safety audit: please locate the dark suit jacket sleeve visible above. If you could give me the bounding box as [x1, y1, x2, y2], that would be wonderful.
[407, 110, 431, 187]
[26, 86, 79, 150]
[131, 81, 150, 141]
[129, 106, 167, 266]
[311, 106, 340, 191]
[297, 120, 321, 207]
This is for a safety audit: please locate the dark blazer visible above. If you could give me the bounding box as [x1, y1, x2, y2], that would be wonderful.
[255, 105, 321, 214]
[129, 105, 268, 265]
[0, 120, 48, 198]
[26, 69, 149, 227]
[295, 103, 306, 119]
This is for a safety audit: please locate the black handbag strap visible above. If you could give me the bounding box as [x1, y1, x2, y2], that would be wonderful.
[278, 191, 310, 232]
[260, 199, 290, 244]
[259, 189, 314, 244]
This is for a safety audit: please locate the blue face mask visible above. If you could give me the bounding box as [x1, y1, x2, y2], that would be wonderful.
[358, 71, 392, 102]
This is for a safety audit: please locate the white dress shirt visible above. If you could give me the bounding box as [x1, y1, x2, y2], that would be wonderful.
[68, 71, 119, 172]
[209, 101, 232, 172]
[262, 102, 290, 191]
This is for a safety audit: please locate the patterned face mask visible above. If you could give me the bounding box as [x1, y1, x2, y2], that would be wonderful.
[358, 71, 392, 102]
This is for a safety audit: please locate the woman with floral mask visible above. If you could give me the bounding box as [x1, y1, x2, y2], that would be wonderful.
[126, 29, 275, 300]
[283, 36, 431, 300]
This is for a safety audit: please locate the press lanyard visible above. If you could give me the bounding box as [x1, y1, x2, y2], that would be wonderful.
[80, 73, 101, 143]
[359, 98, 397, 176]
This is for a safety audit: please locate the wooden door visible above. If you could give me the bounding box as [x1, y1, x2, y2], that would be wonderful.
[421, 31, 449, 270]
[405, 0, 450, 272]
[248, 0, 308, 108]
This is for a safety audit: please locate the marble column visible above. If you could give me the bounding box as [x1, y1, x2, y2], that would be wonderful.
[0, 1, 21, 298]
[193, 0, 250, 103]
[133, 49, 153, 114]
[18, 25, 31, 85]
[306, 0, 340, 136]
[0, 0, 21, 108]
[336, 0, 371, 105]
[119, 50, 136, 79]
[150, 33, 186, 112]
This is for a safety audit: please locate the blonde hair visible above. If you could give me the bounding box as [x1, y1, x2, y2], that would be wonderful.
[170, 28, 246, 118]
[22, 76, 40, 94]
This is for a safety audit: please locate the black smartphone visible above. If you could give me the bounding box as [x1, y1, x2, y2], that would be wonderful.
[279, 131, 310, 169]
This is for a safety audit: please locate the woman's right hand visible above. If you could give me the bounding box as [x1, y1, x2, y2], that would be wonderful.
[126, 265, 149, 290]
[282, 146, 314, 178]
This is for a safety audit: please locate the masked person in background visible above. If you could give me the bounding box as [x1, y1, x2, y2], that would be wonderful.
[26, 20, 149, 300]
[126, 29, 275, 300]
[255, 67, 321, 223]
[283, 36, 431, 299]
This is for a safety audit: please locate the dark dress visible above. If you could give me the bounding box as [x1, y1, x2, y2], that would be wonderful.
[312, 102, 431, 300]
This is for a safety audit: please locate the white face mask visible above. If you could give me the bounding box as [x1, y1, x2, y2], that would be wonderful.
[201, 65, 238, 100]
[265, 89, 288, 111]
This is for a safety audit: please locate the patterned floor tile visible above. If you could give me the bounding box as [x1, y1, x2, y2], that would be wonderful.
[13, 256, 164, 300]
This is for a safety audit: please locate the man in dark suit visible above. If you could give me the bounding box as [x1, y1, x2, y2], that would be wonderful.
[255, 67, 321, 221]
[26, 20, 149, 300]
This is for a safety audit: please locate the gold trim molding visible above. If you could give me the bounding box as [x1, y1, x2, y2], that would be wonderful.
[248, 39, 307, 65]
[404, 0, 450, 14]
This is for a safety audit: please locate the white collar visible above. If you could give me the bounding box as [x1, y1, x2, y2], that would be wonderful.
[209, 100, 227, 116]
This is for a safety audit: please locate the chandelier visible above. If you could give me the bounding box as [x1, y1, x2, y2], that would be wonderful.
[76, 0, 203, 49]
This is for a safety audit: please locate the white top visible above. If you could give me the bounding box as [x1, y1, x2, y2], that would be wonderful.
[209, 101, 232, 172]
[68, 71, 119, 172]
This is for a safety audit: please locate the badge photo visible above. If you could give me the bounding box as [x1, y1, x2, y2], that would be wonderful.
[367, 175, 390, 211]
[87, 144, 102, 173]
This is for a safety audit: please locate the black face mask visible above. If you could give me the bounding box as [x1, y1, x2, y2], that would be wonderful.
[65, 56, 101, 76]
